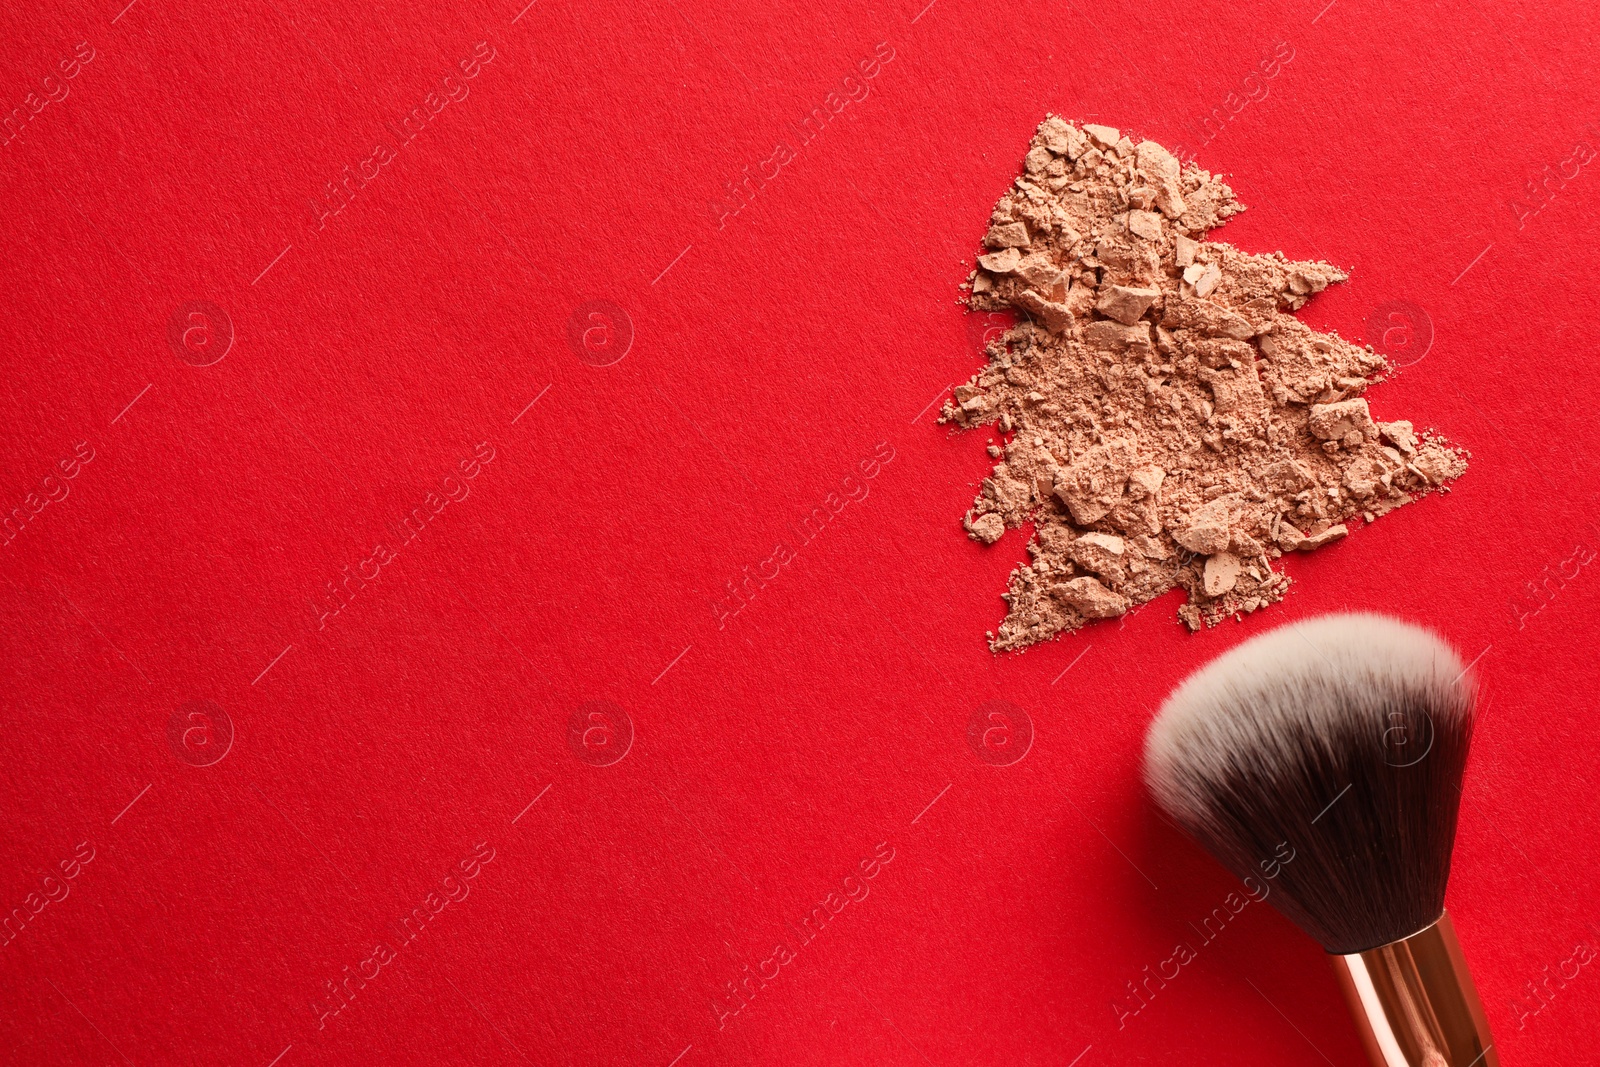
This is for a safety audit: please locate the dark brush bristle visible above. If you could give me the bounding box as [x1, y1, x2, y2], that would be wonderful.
[1144, 613, 1477, 955]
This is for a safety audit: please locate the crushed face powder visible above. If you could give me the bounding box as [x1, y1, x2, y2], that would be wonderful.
[945, 117, 1466, 652]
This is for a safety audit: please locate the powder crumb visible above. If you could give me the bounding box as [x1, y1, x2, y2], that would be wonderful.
[1083, 123, 1121, 147]
[966, 511, 1007, 544]
[946, 116, 1468, 651]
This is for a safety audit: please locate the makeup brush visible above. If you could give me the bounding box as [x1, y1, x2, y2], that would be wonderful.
[1143, 612, 1495, 1067]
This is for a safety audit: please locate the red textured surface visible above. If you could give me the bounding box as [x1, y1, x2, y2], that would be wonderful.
[3, 1, 1598, 1064]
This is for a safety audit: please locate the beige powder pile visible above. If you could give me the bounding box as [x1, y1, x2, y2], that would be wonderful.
[945, 117, 1466, 652]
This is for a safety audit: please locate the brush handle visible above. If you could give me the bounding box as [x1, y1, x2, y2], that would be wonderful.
[1328, 911, 1497, 1067]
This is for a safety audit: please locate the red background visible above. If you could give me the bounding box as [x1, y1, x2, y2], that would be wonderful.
[2, 0, 1598, 1064]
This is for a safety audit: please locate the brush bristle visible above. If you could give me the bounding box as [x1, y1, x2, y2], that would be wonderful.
[1144, 613, 1477, 954]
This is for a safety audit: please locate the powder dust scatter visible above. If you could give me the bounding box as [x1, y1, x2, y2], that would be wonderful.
[944, 117, 1467, 653]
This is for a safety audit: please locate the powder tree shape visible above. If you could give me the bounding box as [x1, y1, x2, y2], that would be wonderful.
[945, 117, 1466, 652]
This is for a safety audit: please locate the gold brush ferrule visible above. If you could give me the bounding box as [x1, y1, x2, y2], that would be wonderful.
[1328, 911, 1497, 1067]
